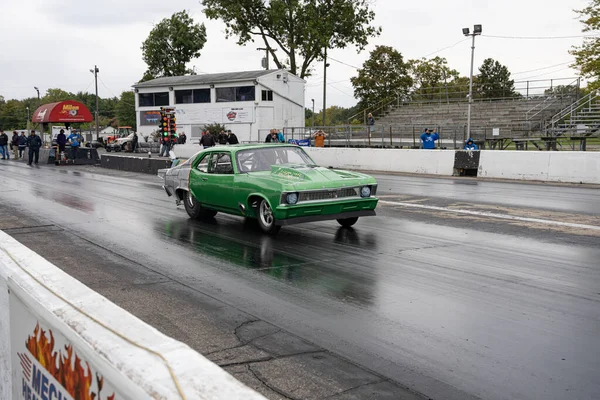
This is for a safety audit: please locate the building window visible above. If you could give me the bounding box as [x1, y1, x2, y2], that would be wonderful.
[193, 89, 211, 103]
[216, 86, 256, 102]
[175, 89, 211, 104]
[261, 90, 274, 101]
[138, 92, 169, 107]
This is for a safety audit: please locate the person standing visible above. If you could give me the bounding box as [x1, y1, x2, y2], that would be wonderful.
[27, 130, 42, 165]
[420, 128, 439, 150]
[0, 130, 9, 160]
[11, 131, 19, 159]
[18, 132, 27, 159]
[313, 130, 326, 147]
[178, 132, 187, 144]
[367, 113, 375, 138]
[67, 130, 81, 159]
[56, 129, 67, 158]
[159, 133, 171, 157]
[277, 130, 285, 143]
[227, 130, 239, 144]
[217, 130, 228, 145]
[130, 131, 139, 153]
[199, 131, 216, 148]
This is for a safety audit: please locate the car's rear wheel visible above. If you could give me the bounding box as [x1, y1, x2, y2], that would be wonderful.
[337, 217, 359, 228]
[257, 199, 281, 235]
[184, 191, 217, 219]
[105, 146, 112, 152]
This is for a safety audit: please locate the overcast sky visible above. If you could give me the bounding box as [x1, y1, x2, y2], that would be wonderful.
[0, 0, 589, 111]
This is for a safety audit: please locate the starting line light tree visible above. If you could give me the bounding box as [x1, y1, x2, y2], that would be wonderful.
[158, 107, 177, 138]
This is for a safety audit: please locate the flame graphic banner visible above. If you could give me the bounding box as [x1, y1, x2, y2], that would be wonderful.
[9, 292, 124, 400]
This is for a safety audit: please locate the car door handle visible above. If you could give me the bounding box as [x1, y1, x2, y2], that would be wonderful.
[201, 178, 208, 181]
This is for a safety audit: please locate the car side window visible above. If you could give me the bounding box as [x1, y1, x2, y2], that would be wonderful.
[208, 153, 234, 174]
[196, 154, 211, 173]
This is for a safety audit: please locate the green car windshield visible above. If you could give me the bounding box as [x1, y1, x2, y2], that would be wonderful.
[236, 146, 315, 173]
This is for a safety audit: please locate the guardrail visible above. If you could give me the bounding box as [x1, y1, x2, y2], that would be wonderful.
[0, 231, 266, 400]
[303, 147, 600, 184]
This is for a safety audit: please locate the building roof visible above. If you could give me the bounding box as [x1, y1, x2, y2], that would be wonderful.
[133, 70, 279, 88]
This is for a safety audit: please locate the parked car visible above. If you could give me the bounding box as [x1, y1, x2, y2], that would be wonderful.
[158, 144, 378, 234]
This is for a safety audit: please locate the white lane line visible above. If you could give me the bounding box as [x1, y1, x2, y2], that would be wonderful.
[379, 200, 600, 231]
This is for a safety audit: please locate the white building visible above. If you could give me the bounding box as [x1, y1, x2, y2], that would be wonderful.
[133, 69, 305, 143]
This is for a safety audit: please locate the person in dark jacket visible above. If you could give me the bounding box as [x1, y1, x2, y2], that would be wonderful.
[130, 132, 139, 153]
[56, 129, 67, 156]
[227, 130, 239, 144]
[17, 132, 27, 159]
[217, 130, 228, 145]
[199, 131, 216, 148]
[27, 130, 42, 165]
[178, 132, 187, 144]
[11, 131, 19, 159]
[0, 129, 9, 160]
[463, 138, 479, 151]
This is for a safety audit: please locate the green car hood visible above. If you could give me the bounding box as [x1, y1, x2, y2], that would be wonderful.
[247, 164, 375, 189]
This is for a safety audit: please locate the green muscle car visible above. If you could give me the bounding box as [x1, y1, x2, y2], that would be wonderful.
[158, 144, 378, 234]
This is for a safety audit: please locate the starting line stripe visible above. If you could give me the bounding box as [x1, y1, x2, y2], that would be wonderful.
[378, 200, 600, 232]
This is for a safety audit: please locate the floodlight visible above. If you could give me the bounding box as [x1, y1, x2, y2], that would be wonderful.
[474, 24, 482, 34]
[462, 27, 470, 36]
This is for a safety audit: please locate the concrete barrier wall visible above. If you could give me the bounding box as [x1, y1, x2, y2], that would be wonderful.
[0, 231, 265, 400]
[478, 151, 600, 184]
[304, 148, 456, 176]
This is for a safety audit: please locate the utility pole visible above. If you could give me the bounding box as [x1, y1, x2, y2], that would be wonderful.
[462, 25, 482, 138]
[26, 107, 30, 132]
[257, 48, 276, 70]
[90, 66, 100, 140]
[322, 48, 328, 127]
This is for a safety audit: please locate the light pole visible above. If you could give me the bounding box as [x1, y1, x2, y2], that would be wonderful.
[33, 87, 40, 104]
[462, 24, 482, 138]
[322, 48, 330, 127]
[311, 99, 315, 128]
[90, 66, 100, 140]
[26, 107, 30, 132]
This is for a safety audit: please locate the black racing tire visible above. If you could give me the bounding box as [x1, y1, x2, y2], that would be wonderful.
[184, 191, 217, 219]
[257, 199, 281, 235]
[105, 146, 112, 152]
[337, 217, 359, 228]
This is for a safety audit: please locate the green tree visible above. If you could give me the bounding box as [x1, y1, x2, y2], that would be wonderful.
[0, 100, 27, 130]
[350, 45, 413, 112]
[202, 0, 380, 79]
[570, 0, 600, 90]
[42, 88, 74, 103]
[476, 58, 517, 99]
[409, 57, 460, 101]
[141, 10, 207, 80]
[116, 91, 137, 129]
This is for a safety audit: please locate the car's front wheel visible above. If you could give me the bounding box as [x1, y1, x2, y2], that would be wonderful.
[184, 191, 217, 219]
[337, 217, 358, 228]
[257, 199, 281, 235]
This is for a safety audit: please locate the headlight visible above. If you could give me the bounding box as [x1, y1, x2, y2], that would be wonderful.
[360, 186, 371, 198]
[286, 192, 299, 205]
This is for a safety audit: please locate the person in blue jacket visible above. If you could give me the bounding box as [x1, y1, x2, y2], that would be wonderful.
[463, 138, 479, 150]
[67, 130, 81, 159]
[420, 128, 439, 149]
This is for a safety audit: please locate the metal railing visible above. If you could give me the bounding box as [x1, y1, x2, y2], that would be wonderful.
[546, 89, 600, 136]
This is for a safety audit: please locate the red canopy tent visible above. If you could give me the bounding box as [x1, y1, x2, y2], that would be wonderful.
[32, 100, 93, 124]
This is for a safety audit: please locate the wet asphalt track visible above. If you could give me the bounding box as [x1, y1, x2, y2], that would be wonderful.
[0, 162, 598, 400]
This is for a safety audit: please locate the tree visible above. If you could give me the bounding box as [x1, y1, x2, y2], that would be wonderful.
[202, 0, 380, 79]
[476, 58, 517, 99]
[350, 46, 413, 112]
[116, 91, 137, 129]
[141, 10, 207, 80]
[570, 0, 600, 90]
[409, 57, 460, 101]
[41, 88, 74, 104]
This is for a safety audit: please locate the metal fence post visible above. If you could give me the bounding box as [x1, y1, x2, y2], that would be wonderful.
[389, 126, 393, 147]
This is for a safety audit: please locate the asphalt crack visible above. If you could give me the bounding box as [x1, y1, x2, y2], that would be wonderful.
[248, 364, 299, 400]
